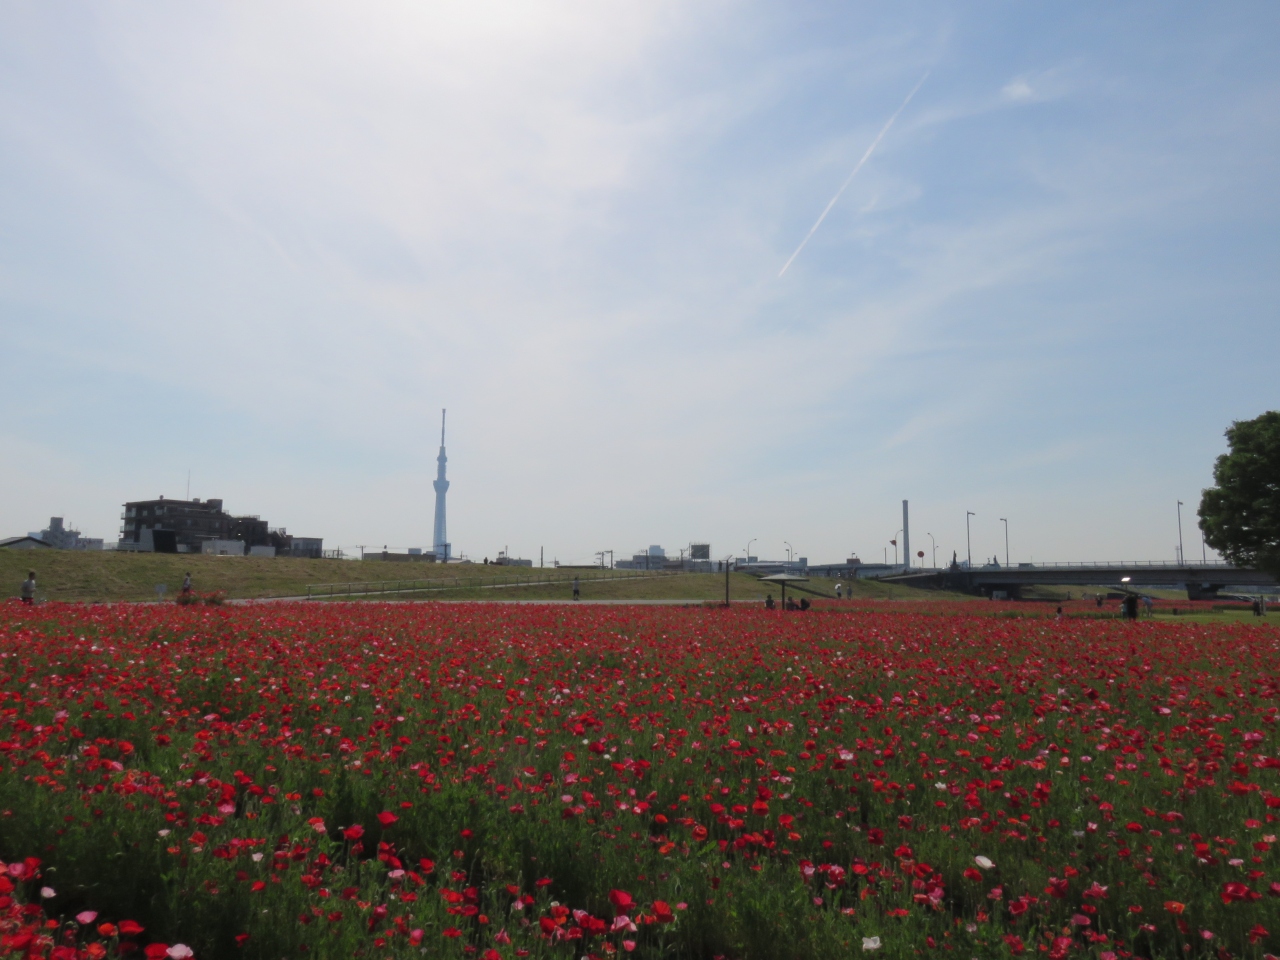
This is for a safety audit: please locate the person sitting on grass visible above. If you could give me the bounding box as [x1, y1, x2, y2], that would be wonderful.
[20, 571, 36, 605]
[765, 594, 775, 610]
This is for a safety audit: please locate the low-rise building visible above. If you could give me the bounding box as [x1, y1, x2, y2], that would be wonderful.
[0, 536, 52, 550]
[118, 497, 319, 556]
[27, 518, 102, 550]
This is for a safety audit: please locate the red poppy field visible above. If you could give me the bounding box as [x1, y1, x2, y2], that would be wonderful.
[1, 601, 1278, 960]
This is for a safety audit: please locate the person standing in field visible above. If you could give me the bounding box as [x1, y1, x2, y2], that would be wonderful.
[182, 572, 192, 597]
[572, 576, 580, 601]
[20, 571, 36, 605]
[834, 582, 843, 599]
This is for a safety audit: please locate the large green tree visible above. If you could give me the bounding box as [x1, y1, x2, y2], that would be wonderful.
[1199, 410, 1280, 578]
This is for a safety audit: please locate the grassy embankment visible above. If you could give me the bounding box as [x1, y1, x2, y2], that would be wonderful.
[0, 550, 580, 602]
[10, 549, 1266, 616]
[0, 550, 969, 603]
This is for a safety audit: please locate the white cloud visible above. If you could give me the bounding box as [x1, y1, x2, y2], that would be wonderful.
[1, 4, 1276, 564]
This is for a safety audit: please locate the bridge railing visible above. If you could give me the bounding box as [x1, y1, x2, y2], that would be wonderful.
[1003, 561, 1233, 570]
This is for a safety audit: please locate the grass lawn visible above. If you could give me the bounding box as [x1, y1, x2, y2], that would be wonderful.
[1, 550, 978, 604]
[335, 572, 977, 603]
[0, 549, 600, 602]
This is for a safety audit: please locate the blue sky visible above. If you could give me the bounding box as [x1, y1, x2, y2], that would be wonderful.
[1, 2, 1276, 565]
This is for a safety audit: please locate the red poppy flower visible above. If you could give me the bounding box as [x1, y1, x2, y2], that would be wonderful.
[609, 889, 635, 915]
[343, 825, 365, 841]
[376, 811, 398, 827]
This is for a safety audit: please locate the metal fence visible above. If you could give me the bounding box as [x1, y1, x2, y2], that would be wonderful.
[305, 568, 676, 599]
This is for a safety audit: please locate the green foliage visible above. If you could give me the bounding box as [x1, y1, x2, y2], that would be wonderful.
[1199, 410, 1280, 579]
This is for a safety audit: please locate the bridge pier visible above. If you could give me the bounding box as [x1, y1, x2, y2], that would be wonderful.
[1185, 582, 1224, 601]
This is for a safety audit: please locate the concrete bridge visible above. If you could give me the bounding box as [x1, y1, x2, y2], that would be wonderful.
[880, 561, 1277, 600]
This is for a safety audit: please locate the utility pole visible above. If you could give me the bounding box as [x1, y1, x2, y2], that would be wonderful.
[1176, 501, 1185, 565]
[965, 512, 975, 569]
[999, 518, 1009, 567]
[724, 556, 731, 606]
[902, 500, 910, 571]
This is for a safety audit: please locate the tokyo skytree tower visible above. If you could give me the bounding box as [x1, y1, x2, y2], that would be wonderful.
[432, 409, 450, 561]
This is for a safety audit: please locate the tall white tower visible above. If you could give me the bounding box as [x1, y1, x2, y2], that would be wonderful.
[432, 409, 450, 561]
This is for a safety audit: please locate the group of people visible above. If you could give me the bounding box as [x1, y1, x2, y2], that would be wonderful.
[764, 594, 810, 611]
[14, 570, 196, 605]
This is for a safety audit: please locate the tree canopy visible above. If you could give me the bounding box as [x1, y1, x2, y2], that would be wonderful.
[1198, 411, 1280, 579]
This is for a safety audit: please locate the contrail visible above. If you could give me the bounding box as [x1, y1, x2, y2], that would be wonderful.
[778, 71, 929, 278]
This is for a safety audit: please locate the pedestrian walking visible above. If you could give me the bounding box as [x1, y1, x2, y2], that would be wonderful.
[572, 576, 580, 601]
[182, 572, 193, 597]
[20, 571, 36, 605]
[834, 582, 843, 599]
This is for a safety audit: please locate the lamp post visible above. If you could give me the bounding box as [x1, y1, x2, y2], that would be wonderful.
[966, 512, 975, 569]
[784, 541, 793, 562]
[927, 532, 936, 569]
[746, 539, 756, 564]
[999, 518, 1009, 567]
[892, 530, 902, 566]
[1176, 501, 1185, 565]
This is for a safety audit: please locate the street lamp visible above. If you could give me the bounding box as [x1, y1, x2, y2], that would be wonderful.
[966, 512, 975, 569]
[1176, 501, 1185, 565]
[999, 518, 1009, 567]
[784, 541, 793, 562]
[927, 532, 936, 569]
[892, 530, 902, 566]
[746, 539, 756, 564]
